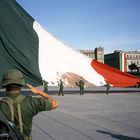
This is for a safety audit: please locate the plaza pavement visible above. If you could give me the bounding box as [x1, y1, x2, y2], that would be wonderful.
[30, 87, 140, 140]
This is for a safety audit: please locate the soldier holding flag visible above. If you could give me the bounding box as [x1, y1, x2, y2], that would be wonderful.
[43, 80, 49, 93]
[76, 80, 85, 95]
[105, 79, 110, 95]
[58, 79, 64, 96]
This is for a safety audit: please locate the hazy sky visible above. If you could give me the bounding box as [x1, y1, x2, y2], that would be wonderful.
[16, 0, 140, 54]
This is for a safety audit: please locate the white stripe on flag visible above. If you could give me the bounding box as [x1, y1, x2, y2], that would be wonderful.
[33, 21, 105, 86]
[122, 53, 124, 72]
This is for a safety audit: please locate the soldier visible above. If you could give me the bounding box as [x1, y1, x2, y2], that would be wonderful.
[136, 82, 140, 88]
[79, 80, 85, 95]
[58, 79, 64, 96]
[43, 80, 49, 93]
[105, 79, 110, 95]
[0, 69, 58, 140]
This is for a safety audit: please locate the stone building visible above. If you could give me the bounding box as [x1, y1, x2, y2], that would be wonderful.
[78, 47, 140, 72]
[94, 47, 104, 63]
[104, 50, 140, 72]
[77, 46, 104, 63]
[104, 50, 126, 72]
[126, 50, 140, 72]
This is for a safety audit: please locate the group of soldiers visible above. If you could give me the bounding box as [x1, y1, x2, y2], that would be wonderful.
[43, 79, 110, 96]
[43, 79, 86, 96]
[43, 80, 64, 96]
[0, 69, 111, 140]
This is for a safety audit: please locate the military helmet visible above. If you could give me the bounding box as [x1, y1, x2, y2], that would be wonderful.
[1, 69, 25, 87]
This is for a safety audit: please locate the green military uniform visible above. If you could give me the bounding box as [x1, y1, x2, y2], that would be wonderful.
[43, 80, 49, 93]
[0, 92, 52, 140]
[0, 69, 53, 140]
[105, 80, 110, 95]
[58, 80, 64, 96]
[79, 80, 85, 95]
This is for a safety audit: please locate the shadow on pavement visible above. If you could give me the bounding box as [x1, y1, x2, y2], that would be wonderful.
[96, 130, 140, 140]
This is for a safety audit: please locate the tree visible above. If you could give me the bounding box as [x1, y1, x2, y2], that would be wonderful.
[128, 63, 138, 72]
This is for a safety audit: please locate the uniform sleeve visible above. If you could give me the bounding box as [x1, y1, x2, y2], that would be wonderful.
[30, 96, 53, 115]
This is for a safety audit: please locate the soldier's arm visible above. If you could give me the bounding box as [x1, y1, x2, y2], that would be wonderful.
[26, 83, 58, 109]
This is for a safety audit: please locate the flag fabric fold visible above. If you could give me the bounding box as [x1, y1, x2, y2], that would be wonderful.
[0, 0, 140, 87]
[91, 60, 140, 87]
[0, 0, 42, 86]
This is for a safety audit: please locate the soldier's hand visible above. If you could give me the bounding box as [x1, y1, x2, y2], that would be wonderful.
[26, 83, 41, 94]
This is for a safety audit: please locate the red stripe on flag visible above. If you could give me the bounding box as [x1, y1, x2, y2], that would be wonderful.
[91, 60, 140, 87]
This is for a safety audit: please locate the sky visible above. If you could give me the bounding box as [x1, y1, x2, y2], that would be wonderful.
[16, 0, 140, 54]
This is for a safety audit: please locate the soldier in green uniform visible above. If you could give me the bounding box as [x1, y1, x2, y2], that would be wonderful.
[43, 80, 49, 93]
[0, 69, 59, 140]
[79, 80, 85, 95]
[58, 80, 64, 96]
[105, 79, 110, 95]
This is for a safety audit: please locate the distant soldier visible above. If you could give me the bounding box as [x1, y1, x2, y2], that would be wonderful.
[43, 80, 49, 93]
[105, 79, 110, 95]
[79, 80, 85, 95]
[136, 82, 140, 88]
[58, 80, 64, 96]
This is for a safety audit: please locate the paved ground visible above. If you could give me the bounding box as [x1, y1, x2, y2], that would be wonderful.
[31, 89, 140, 140]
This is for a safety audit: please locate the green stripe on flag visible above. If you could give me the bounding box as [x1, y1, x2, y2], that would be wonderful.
[119, 53, 122, 71]
[0, 0, 42, 87]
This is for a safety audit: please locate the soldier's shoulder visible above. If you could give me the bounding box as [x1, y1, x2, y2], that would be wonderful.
[24, 95, 45, 101]
[24, 95, 34, 100]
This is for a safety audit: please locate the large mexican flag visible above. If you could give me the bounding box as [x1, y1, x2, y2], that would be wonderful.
[0, 0, 140, 87]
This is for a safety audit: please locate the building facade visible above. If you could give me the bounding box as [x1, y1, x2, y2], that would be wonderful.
[126, 51, 140, 72]
[104, 50, 127, 72]
[77, 46, 104, 63]
[104, 50, 140, 72]
[78, 47, 140, 72]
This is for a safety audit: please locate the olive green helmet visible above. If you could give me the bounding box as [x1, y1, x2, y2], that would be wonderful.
[1, 69, 25, 87]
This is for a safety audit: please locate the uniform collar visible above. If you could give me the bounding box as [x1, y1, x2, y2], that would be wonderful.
[7, 92, 21, 100]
